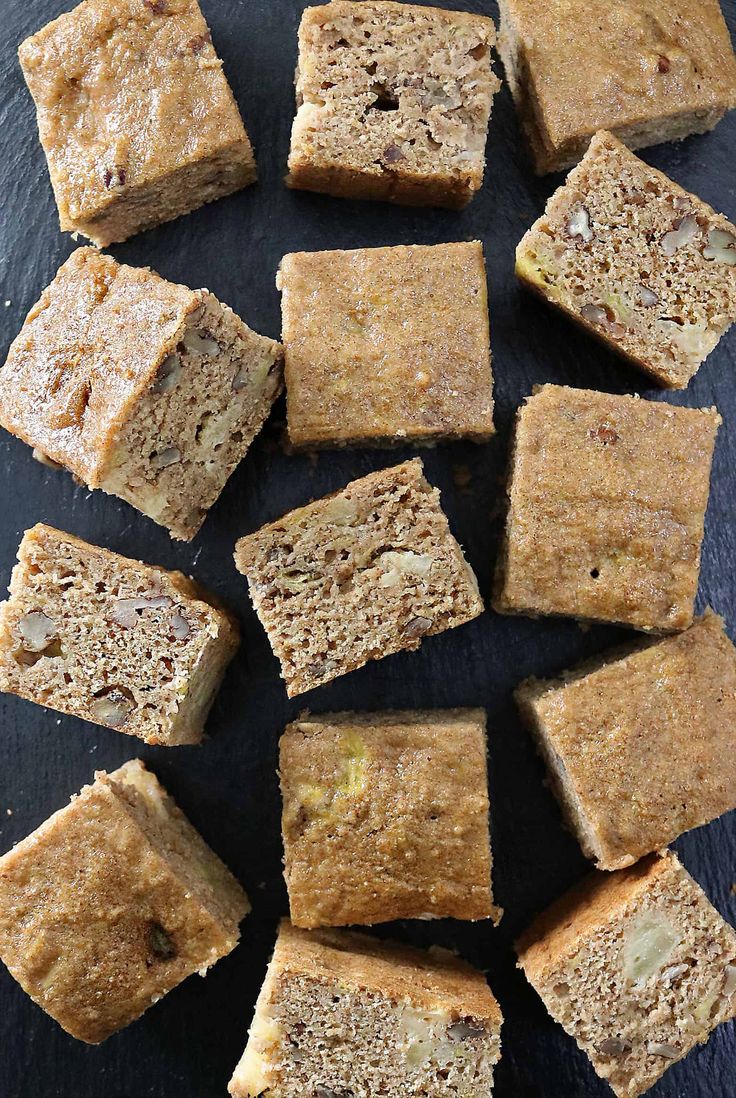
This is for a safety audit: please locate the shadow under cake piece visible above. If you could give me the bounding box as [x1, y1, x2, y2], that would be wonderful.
[0, 524, 239, 746]
[516, 852, 736, 1098]
[516, 610, 736, 870]
[234, 458, 483, 697]
[493, 385, 720, 633]
[19, 0, 256, 246]
[280, 708, 501, 927]
[497, 0, 736, 175]
[0, 760, 249, 1044]
[287, 1, 500, 208]
[279, 241, 494, 447]
[0, 248, 283, 541]
[516, 131, 736, 388]
[229, 920, 502, 1098]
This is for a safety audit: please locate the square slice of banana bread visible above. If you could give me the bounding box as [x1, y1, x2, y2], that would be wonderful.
[498, 0, 736, 174]
[280, 708, 501, 927]
[0, 248, 283, 540]
[517, 852, 736, 1098]
[493, 385, 720, 632]
[234, 458, 483, 697]
[516, 610, 736, 870]
[0, 760, 249, 1043]
[0, 524, 239, 745]
[287, 2, 500, 208]
[229, 921, 502, 1097]
[279, 241, 494, 447]
[19, 0, 256, 245]
[516, 131, 736, 388]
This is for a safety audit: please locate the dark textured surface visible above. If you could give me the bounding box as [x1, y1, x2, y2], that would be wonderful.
[0, 1, 734, 1095]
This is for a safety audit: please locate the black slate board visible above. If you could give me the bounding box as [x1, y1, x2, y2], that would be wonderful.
[0, 2, 735, 1096]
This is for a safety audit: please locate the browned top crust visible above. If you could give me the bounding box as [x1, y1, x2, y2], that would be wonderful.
[273, 919, 502, 1025]
[501, 0, 736, 154]
[0, 248, 198, 484]
[279, 242, 494, 446]
[19, 0, 251, 231]
[280, 709, 498, 926]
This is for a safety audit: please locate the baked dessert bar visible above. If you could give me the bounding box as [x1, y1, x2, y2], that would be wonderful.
[0, 760, 250, 1043]
[516, 610, 736, 870]
[279, 241, 494, 447]
[19, 0, 256, 246]
[234, 458, 483, 696]
[287, 1, 499, 208]
[0, 524, 239, 746]
[280, 709, 500, 927]
[517, 852, 736, 1098]
[229, 920, 502, 1097]
[498, 0, 736, 175]
[0, 248, 283, 540]
[516, 131, 736, 388]
[493, 385, 720, 633]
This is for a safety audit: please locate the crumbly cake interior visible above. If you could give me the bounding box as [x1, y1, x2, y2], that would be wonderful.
[100, 291, 283, 540]
[493, 385, 720, 632]
[0, 524, 238, 745]
[19, 0, 256, 245]
[518, 854, 736, 1098]
[234, 459, 483, 696]
[516, 131, 736, 387]
[288, 1, 499, 207]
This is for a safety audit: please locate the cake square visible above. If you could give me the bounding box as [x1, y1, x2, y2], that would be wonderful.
[280, 709, 500, 927]
[234, 458, 483, 697]
[287, 1, 500, 208]
[279, 241, 494, 447]
[0, 248, 283, 541]
[0, 524, 239, 746]
[498, 0, 736, 175]
[19, 0, 256, 246]
[516, 610, 736, 870]
[517, 852, 736, 1098]
[229, 920, 502, 1098]
[493, 385, 720, 633]
[0, 760, 250, 1043]
[516, 131, 736, 388]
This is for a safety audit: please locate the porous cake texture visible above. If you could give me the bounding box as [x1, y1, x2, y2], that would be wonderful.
[516, 610, 736, 870]
[498, 0, 736, 174]
[516, 131, 736, 388]
[229, 920, 503, 1098]
[279, 241, 494, 447]
[288, 1, 499, 208]
[0, 760, 250, 1043]
[0, 248, 283, 540]
[280, 709, 500, 927]
[234, 459, 483, 696]
[493, 385, 720, 633]
[517, 852, 736, 1098]
[19, 0, 256, 245]
[0, 524, 239, 746]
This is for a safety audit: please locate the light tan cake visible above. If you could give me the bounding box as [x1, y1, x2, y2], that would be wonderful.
[229, 920, 503, 1097]
[517, 852, 736, 1097]
[516, 131, 736, 388]
[287, 1, 499, 208]
[279, 242, 494, 447]
[19, 0, 256, 245]
[0, 248, 283, 541]
[234, 459, 484, 696]
[0, 524, 239, 746]
[0, 760, 250, 1043]
[498, 0, 736, 174]
[493, 385, 720, 633]
[280, 709, 500, 927]
[516, 610, 736, 870]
